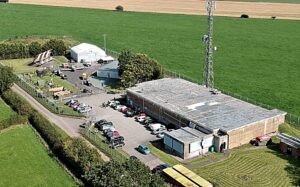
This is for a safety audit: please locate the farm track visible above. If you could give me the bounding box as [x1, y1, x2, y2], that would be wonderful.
[10, 0, 300, 20]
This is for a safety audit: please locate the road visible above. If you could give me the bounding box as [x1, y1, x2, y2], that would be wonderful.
[12, 84, 84, 137]
[12, 84, 163, 167]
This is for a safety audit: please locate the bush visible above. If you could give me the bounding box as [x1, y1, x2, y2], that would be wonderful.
[28, 42, 43, 56]
[2, 90, 33, 116]
[241, 14, 249, 18]
[43, 39, 67, 56]
[0, 114, 27, 131]
[115, 5, 124, 11]
[0, 43, 30, 60]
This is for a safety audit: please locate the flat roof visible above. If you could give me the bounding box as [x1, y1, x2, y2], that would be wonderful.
[127, 78, 286, 132]
[98, 61, 118, 71]
[165, 127, 212, 144]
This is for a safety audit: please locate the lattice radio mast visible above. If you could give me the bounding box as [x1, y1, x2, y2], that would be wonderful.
[203, 0, 216, 89]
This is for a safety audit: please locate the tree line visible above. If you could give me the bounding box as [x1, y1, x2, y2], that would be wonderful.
[0, 39, 67, 60]
[118, 50, 164, 88]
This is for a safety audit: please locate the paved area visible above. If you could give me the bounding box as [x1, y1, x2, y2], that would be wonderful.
[78, 93, 165, 169]
[12, 84, 84, 137]
[62, 63, 102, 92]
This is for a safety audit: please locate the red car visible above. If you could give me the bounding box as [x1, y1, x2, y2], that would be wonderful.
[134, 112, 146, 119]
[70, 102, 80, 109]
[120, 107, 129, 113]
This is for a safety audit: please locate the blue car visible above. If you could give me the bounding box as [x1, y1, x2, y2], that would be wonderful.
[138, 144, 150, 155]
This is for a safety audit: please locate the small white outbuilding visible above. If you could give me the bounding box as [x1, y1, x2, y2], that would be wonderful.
[70, 43, 106, 63]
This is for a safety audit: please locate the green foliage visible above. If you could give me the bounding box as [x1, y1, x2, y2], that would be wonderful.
[28, 41, 43, 56]
[119, 52, 163, 87]
[2, 89, 103, 183]
[63, 138, 103, 177]
[84, 160, 165, 187]
[0, 114, 27, 131]
[0, 43, 29, 59]
[0, 66, 15, 95]
[118, 50, 134, 76]
[0, 126, 76, 187]
[43, 39, 67, 56]
[2, 90, 34, 116]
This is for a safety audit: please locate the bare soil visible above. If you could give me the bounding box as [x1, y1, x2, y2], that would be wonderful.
[10, 0, 300, 20]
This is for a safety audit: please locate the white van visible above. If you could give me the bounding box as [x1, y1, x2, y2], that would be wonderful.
[149, 123, 165, 131]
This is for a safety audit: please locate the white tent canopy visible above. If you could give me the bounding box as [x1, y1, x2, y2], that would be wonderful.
[70, 43, 106, 63]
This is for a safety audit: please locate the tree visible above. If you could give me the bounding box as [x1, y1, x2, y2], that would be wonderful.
[84, 159, 165, 187]
[43, 39, 67, 56]
[118, 50, 134, 76]
[28, 42, 43, 56]
[0, 66, 15, 95]
[119, 51, 164, 88]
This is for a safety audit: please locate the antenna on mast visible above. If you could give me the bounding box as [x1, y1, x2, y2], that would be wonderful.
[203, 0, 216, 90]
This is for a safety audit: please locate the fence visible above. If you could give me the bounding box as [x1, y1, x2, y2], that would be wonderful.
[82, 125, 128, 163]
[164, 69, 300, 127]
[15, 74, 64, 114]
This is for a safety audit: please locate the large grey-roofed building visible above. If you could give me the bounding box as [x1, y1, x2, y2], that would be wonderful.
[127, 78, 286, 159]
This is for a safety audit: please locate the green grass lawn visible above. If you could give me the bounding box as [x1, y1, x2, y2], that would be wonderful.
[279, 123, 300, 139]
[0, 4, 300, 116]
[193, 147, 300, 187]
[0, 125, 76, 187]
[0, 98, 15, 121]
[0, 58, 38, 74]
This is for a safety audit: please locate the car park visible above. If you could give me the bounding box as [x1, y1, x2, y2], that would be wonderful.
[138, 144, 151, 155]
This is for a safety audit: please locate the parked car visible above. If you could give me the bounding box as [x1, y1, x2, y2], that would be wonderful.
[70, 102, 80, 109]
[134, 112, 146, 119]
[78, 106, 92, 113]
[65, 99, 78, 106]
[109, 101, 120, 108]
[125, 109, 136, 117]
[75, 103, 87, 111]
[142, 117, 155, 125]
[99, 122, 113, 130]
[157, 133, 165, 138]
[152, 164, 169, 174]
[110, 141, 125, 149]
[149, 123, 165, 131]
[114, 104, 125, 111]
[118, 106, 127, 112]
[102, 126, 115, 132]
[138, 144, 150, 155]
[106, 131, 120, 138]
[152, 128, 166, 135]
[129, 156, 139, 160]
[136, 116, 147, 123]
[94, 119, 108, 129]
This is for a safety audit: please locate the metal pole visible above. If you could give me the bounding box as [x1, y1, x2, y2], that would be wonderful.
[103, 34, 107, 53]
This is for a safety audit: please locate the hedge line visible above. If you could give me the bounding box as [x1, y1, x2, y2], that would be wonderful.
[0, 39, 67, 60]
[1, 90, 103, 183]
[0, 114, 27, 131]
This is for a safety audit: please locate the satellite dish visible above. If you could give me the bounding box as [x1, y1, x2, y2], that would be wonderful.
[202, 35, 208, 43]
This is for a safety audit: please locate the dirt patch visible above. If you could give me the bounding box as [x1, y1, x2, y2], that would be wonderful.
[10, 0, 300, 20]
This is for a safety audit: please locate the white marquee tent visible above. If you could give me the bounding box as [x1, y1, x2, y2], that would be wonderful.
[70, 43, 106, 63]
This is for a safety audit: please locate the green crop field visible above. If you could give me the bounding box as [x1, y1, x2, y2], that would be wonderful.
[193, 147, 300, 187]
[0, 125, 76, 187]
[0, 4, 300, 115]
[0, 98, 15, 121]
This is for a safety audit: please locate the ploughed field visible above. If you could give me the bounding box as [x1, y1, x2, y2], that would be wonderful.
[0, 4, 300, 115]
